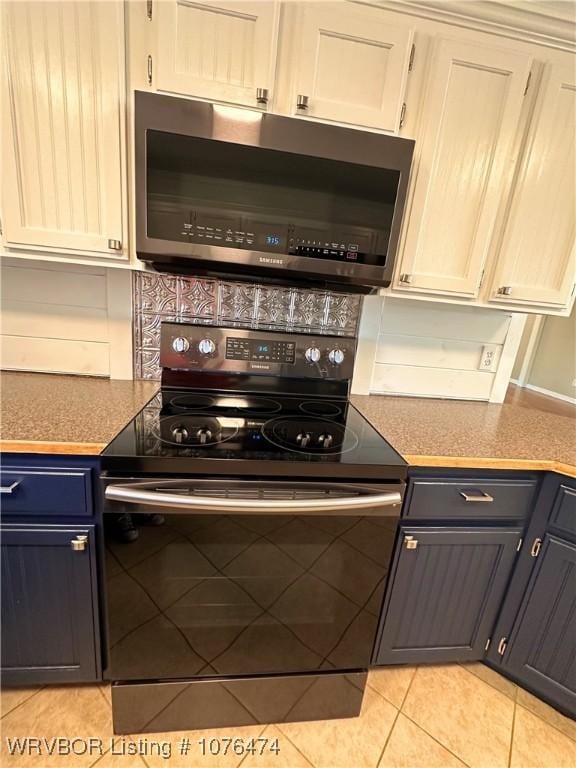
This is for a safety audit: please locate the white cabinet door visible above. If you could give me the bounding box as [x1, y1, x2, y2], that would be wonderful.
[2, 1, 126, 258]
[286, 2, 413, 131]
[396, 38, 532, 297]
[156, 1, 279, 109]
[489, 57, 576, 309]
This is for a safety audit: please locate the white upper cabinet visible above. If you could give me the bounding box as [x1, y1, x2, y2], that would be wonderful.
[281, 2, 413, 131]
[155, 1, 280, 109]
[395, 38, 532, 297]
[2, 1, 126, 259]
[488, 56, 576, 308]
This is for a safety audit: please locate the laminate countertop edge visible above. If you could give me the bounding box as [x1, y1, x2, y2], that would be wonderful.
[2, 440, 575, 479]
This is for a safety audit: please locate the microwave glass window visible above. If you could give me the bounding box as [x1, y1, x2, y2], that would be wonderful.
[146, 130, 400, 267]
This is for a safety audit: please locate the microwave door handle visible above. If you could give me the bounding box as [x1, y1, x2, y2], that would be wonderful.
[104, 484, 402, 515]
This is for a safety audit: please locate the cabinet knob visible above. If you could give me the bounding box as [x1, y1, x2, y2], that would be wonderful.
[256, 87, 269, 105]
[497, 286, 512, 296]
[296, 94, 309, 111]
[71, 535, 88, 552]
[404, 535, 418, 550]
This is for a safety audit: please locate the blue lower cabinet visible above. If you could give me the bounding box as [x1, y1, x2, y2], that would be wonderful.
[374, 527, 522, 665]
[1, 524, 101, 685]
[496, 534, 576, 717]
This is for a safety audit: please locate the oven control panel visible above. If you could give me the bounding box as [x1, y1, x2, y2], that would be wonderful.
[160, 323, 356, 380]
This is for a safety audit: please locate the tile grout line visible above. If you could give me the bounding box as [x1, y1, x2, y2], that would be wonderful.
[262, 724, 316, 768]
[376, 666, 419, 768]
[508, 699, 517, 768]
[399, 668, 472, 768]
[459, 663, 518, 703]
[515, 702, 576, 745]
[0, 686, 45, 720]
[399, 710, 473, 768]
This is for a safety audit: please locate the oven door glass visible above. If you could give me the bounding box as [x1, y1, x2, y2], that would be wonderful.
[103, 479, 401, 681]
[146, 130, 400, 268]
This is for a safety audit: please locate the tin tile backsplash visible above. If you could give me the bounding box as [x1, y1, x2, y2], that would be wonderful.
[133, 272, 362, 379]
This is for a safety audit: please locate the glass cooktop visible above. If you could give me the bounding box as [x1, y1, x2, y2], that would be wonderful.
[101, 389, 407, 480]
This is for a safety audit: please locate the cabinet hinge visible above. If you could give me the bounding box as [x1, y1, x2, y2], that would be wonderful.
[484, 638, 491, 651]
[516, 537, 523, 552]
[524, 71, 532, 96]
[146, 0, 152, 20]
[147, 55, 153, 86]
[530, 537, 542, 558]
[108, 239, 122, 251]
[399, 102, 407, 129]
[497, 637, 508, 656]
[408, 43, 415, 72]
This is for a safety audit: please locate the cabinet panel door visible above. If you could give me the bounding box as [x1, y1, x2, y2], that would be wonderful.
[489, 58, 576, 308]
[397, 39, 531, 297]
[502, 535, 576, 716]
[289, 3, 413, 131]
[156, 1, 279, 108]
[1, 526, 100, 685]
[375, 527, 521, 665]
[2, 1, 125, 257]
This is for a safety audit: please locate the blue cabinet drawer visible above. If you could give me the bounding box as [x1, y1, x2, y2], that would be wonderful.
[0, 467, 93, 517]
[405, 477, 538, 521]
[549, 483, 576, 538]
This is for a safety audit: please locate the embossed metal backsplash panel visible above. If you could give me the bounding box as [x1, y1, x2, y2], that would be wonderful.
[133, 272, 362, 379]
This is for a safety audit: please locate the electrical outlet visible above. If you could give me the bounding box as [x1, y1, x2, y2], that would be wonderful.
[479, 345, 498, 372]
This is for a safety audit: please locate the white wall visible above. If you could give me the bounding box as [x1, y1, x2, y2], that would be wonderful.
[522, 305, 576, 401]
[353, 296, 525, 402]
[0, 259, 133, 378]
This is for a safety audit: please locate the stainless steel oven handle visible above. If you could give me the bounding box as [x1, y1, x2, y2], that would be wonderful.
[104, 484, 402, 514]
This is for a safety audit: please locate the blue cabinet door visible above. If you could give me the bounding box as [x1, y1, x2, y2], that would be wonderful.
[1, 524, 101, 685]
[374, 527, 522, 665]
[500, 534, 576, 717]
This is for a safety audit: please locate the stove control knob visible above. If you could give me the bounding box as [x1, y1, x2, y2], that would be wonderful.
[172, 337, 190, 354]
[328, 348, 345, 366]
[196, 428, 213, 445]
[172, 425, 189, 444]
[318, 433, 334, 449]
[198, 338, 216, 356]
[296, 431, 312, 448]
[305, 347, 321, 364]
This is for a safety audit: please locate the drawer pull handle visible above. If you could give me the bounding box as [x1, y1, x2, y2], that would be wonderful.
[459, 490, 494, 503]
[0, 481, 21, 495]
[70, 535, 88, 552]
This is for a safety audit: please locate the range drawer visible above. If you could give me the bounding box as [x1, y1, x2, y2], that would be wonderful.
[549, 483, 576, 538]
[0, 467, 93, 517]
[405, 476, 538, 521]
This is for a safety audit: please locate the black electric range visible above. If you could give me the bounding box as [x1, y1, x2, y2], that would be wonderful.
[102, 387, 407, 480]
[101, 323, 406, 734]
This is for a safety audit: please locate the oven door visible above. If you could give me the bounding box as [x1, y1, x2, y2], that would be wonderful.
[102, 478, 402, 681]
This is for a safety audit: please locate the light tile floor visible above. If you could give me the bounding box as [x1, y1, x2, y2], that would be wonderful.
[1, 664, 575, 768]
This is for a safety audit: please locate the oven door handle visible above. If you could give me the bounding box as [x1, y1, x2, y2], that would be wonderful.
[104, 484, 402, 515]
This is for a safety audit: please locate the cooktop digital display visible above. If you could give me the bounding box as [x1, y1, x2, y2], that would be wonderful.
[225, 337, 296, 364]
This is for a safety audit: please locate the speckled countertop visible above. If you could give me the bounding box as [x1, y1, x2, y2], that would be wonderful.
[1, 372, 159, 454]
[351, 386, 576, 476]
[1, 371, 574, 475]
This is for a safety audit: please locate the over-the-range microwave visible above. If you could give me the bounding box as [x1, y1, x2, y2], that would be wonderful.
[135, 91, 415, 293]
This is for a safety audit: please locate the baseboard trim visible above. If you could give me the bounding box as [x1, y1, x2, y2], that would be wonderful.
[523, 383, 576, 406]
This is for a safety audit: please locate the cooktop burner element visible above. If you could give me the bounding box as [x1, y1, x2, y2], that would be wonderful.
[299, 400, 343, 417]
[262, 416, 358, 455]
